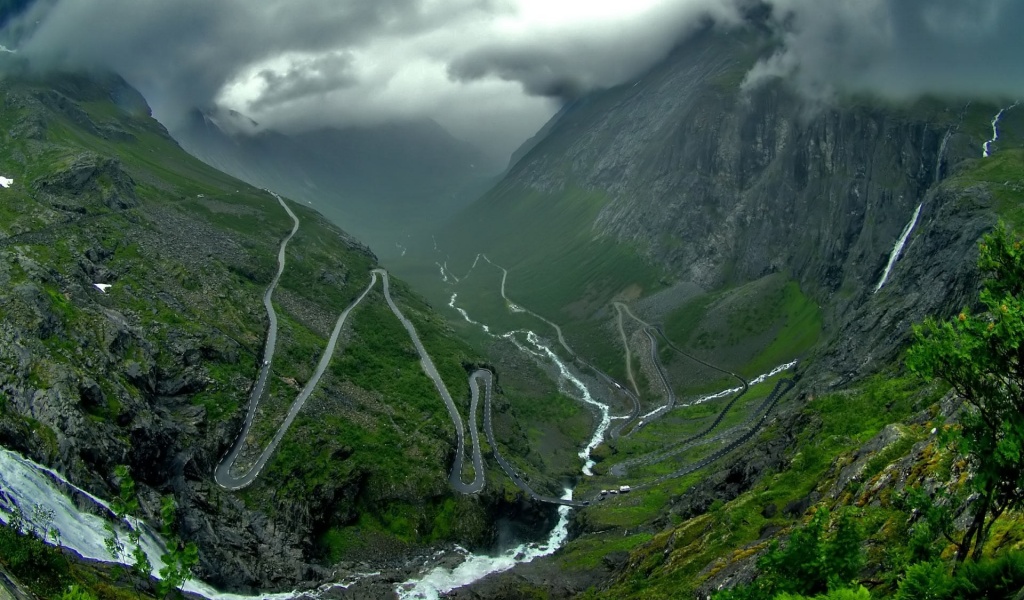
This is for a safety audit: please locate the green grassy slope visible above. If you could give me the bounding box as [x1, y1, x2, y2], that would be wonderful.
[0, 70, 529, 584]
[662, 274, 822, 380]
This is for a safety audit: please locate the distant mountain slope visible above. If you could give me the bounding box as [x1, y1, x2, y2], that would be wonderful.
[413, 22, 1015, 381]
[172, 108, 503, 254]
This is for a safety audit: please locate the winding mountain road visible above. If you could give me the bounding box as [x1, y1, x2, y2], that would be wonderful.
[641, 376, 794, 490]
[376, 269, 484, 493]
[477, 369, 586, 507]
[216, 197, 485, 493]
[217, 214, 798, 507]
[460, 255, 797, 499]
[614, 303, 641, 397]
[215, 192, 303, 490]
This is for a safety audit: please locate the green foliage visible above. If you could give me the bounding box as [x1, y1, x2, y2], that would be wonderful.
[158, 541, 199, 599]
[105, 469, 198, 598]
[893, 487, 958, 566]
[895, 552, 1024, 600]
[160, 495, 176, 537]
[0, 504, 71, 596]
[106, 465, 151, 585]
[113, 464, 139, 516]
[896, 561, 955, 600]
[952, 551, 1024, 598]
[715, 508, 865, 600]
[908, 223, 1024, 561]
[60, 584, 100, 600]
[156, 495, 199, 598]
[774, 587, 872, 600]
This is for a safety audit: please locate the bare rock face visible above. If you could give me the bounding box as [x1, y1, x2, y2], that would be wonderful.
[34, 154, 139, 211]
[486, 22, 997, 382]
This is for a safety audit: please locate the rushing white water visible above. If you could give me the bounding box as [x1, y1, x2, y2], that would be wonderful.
[983, 101, 1020, 158]
[0, 447, 378, 600]
[749, 361, 797, 385]
[434, 261, 460, 284]
[639, 360, 799, 420]
[449, 293, 491, 334]
[443, 260, 610, 475]
[519, 332, 611, 476]
[395, 489, 574, 600]
[874, 203, 922, 292]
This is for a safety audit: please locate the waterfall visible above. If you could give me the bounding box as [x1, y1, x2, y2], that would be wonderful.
[395, 489, 574, 600]
[874, 204, 923, 292]
[935, 128, 953, 185]
[983, 101, 1020, 158]
[0, 447, 373, 599]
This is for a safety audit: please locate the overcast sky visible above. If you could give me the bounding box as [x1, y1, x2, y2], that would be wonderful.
[4, 0, 1023, 160]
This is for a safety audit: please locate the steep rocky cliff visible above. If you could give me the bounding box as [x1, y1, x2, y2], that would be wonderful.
[430, 22, 1011, 381]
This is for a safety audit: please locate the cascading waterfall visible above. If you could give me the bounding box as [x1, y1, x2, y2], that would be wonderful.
[983, 101, 1020, 158]
[873, 118, 957, 295]
[395, 489, 574, 600]
[935, 127, 953, 185]
[874, 203, 922, 292]
[512, 331, 612, 475]
[0, 448, 347, 600]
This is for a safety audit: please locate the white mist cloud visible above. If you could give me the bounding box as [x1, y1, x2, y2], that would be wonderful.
[745, 0, 1024, 102]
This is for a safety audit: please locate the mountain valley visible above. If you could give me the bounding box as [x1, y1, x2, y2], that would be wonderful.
[1, 6, 1024, 600]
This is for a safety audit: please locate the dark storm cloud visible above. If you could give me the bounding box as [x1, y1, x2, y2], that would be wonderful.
[2, 0, 747, 157]
[4, 0, 499, 126]
[446, 0, 747, 101]
[746, 0, 1024, 101]
[5, 0, 1022, 159]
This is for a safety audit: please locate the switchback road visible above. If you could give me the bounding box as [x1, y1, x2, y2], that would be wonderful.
[217, 197, 485, 493]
